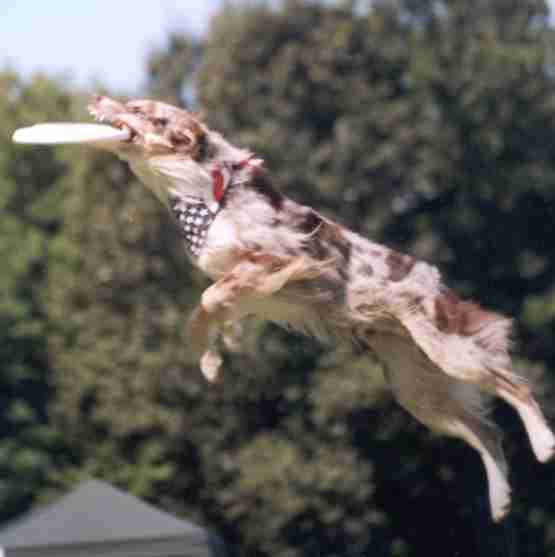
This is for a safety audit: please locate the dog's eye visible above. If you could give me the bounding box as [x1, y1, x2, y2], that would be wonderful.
[154, 117, 169, 126]
[170, 130, 192, 146]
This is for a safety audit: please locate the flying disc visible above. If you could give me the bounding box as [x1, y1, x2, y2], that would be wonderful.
[12, 123, 130, 145]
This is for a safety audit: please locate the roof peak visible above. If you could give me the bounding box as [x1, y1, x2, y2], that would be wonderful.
[0, 479, 208, 550]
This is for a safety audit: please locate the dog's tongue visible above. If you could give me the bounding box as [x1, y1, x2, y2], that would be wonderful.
[12, 123, 130, 145]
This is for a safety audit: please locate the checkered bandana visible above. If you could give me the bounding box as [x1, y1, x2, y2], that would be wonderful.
[170, 197, 216, 257]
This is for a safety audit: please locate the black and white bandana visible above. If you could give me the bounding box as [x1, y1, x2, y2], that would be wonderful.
[170, 197, 216, 257]
[168, 157, 260, 257]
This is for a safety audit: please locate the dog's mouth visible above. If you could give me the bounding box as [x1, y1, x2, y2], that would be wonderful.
[87, 95, 207, 157]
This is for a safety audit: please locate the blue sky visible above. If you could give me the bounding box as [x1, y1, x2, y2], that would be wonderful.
[2, 1, 555, 94]
[1, 1, 223, 93]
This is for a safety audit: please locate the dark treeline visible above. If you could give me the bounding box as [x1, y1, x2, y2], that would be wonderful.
[1, 1, 555, 555]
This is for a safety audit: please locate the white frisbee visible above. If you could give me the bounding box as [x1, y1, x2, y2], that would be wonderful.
[12, 123, 130, 145]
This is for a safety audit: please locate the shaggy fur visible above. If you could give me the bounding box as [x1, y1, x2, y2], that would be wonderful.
[88, 95, 554, 521]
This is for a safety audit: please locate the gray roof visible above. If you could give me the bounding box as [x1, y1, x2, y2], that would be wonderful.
[0, 479, 225, 557]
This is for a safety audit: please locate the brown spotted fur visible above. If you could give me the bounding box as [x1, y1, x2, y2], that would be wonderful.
[86, 95, 554, 522]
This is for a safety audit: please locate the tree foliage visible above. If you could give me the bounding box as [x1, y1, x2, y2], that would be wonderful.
[0, 74, 73, 521]
[2, 1, 555, 556]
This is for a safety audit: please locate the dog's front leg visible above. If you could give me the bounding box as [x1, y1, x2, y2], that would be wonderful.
[188, 255, 320, 382]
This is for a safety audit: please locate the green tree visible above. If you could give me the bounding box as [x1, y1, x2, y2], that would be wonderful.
[0, 73, 73, 521]
[146, 32, 201, 106]
[23, 0, 555, 556]
[165, 1, 555, 554]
